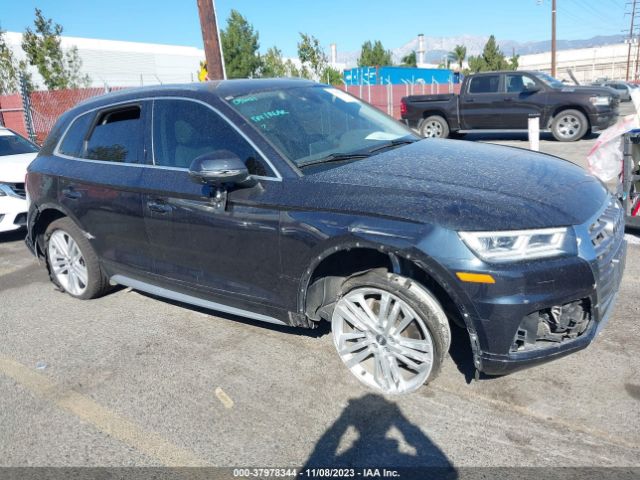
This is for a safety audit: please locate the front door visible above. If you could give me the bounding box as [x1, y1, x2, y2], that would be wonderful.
[142, 98, 284, 307]
[498, 73, 546, 129]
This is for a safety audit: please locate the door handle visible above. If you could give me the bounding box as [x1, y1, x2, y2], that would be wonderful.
[147, 200, 172, 214]
[504, 98, 514, 102]
[62, 187, 82, 200]
[466, 98, 475, 103]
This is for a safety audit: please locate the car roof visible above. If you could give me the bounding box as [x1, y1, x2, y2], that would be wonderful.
[71, 78, 319, 113]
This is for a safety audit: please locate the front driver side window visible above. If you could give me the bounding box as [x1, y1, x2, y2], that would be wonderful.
[152, 99, 271, 177]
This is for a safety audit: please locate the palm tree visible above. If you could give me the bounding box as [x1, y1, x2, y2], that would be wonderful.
[451, 44, 467, 70]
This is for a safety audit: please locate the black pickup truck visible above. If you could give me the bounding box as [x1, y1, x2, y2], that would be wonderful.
[401, 70, 620, 141]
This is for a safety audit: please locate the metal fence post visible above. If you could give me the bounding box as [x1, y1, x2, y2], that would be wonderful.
[19, 73, 36, 143]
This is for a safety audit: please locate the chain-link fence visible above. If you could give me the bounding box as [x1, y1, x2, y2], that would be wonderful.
[0, 86, 124, 144]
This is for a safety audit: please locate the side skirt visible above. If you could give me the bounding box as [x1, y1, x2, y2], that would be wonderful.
[110, 274, 288, 326]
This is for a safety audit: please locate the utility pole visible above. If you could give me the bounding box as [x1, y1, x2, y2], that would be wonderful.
[551, 0, 557, 77]
[627, 0, 637, 81]
[197, 0, 226, 80]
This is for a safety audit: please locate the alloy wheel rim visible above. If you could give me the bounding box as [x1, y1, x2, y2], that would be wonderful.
[48, 230, 88, 296]
[423, 121, 443, 138]
[332, 287, 434, 394]
[557, 115, 581, 139]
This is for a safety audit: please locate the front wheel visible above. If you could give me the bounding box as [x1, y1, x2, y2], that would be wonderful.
[551, 109, 588, 142]
[331, 271, 451, 394]
[419, 115, 450, 139]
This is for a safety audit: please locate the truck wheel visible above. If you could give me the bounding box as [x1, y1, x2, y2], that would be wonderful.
[419, 116, 450, 139]
[331, 271, 451, 394]
[45, 217, 110, 299]
[551, 109, 588, 142]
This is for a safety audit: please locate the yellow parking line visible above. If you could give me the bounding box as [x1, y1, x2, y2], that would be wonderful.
[0, 355, 208, 466]
[214, 387, 234, 409]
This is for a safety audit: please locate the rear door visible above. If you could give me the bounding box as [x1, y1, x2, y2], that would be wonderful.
[141, 98, 284, 306]
[55, 102, 152, 273]
[498, 73, 546, 129]
[460, 74, 503, 129]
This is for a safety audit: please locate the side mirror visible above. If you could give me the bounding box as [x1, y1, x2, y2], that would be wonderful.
[524, 84, 541, 93]
[188, 152, 249, 186]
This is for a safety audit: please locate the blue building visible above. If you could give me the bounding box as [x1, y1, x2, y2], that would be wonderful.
[343, 66, 460, 86]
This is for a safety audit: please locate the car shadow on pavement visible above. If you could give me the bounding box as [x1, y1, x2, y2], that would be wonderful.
[0, 228, 26, 243]
[302, 393, 457, 477]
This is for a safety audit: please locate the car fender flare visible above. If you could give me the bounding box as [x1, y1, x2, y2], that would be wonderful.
[28, 202, 88, 257]
[296, 237, 481, 334]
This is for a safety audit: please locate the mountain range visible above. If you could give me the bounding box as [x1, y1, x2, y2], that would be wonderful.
[336, 34, 625, 66]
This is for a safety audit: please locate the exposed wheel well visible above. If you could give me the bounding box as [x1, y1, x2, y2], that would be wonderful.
[32, 208, 66, 256]
[420, 111, 448, 122]
[303, 247, 465, 329]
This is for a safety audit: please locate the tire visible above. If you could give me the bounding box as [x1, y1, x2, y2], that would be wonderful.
[551, 109, 588, 142]
[44, 217, 110, 299]
[331, 271, 451, 394]
[419, 115, 450, 139]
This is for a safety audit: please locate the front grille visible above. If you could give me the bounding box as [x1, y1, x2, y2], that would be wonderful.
[7, 183, 26, 199]
[589, 198, 625, 309]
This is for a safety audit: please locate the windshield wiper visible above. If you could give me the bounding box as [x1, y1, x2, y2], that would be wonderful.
[297, 152, 370, 169]
[367, 138, 419, 155]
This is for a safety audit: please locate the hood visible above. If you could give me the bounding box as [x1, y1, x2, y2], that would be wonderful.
[0, 153, 37, 183]
[303, 139, 608, 231]
[555, 85, 617, 97]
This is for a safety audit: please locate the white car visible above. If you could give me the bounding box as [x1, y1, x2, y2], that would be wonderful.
[0, 128, 39, 233]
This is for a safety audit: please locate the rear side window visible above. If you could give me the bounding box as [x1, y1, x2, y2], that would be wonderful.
[152, 99, 272, 176]
[83, 106, 143, 163]
[469, 75, 500, 94]
[58, 112, 94, 157]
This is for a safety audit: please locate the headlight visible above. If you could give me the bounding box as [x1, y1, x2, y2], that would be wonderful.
[459, 227, 574, 262]
[589, 95, 611, 106]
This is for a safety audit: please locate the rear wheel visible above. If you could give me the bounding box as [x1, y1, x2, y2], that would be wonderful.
[419, 115, 450, 139]
[551, 109, 588, 142]
[45, 217, 110, 299]
[331, 271, 450, 394]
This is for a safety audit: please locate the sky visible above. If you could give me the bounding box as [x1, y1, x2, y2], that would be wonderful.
[0, 0, 629, 56]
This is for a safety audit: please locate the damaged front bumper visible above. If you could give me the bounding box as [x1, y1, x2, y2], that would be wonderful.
[447, 198, 627, 376]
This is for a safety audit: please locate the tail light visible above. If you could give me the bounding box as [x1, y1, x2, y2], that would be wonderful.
[400, 99, 407, 117]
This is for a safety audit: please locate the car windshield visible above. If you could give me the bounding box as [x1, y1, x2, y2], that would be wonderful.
[226, 86, 418, 169]
[533, 72, 564, 88]
[0, 132, 39, 156]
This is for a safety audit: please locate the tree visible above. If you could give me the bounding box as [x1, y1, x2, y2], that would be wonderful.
[466, 35, 511, 73]
[509, 52, 520, 70]
[220, 9, 261, 78]
[0, 26, 19, 94]
[321, 66, 343, 85]
[21, 8, 90, 90]
[297, 33, 327, 79]
[260, 46, 287, 78]
[401, 51, 417, 67]
[358, 40, 393, 67]
[451, 44, 467, 70]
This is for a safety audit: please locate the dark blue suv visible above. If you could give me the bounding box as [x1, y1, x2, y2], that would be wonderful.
[25, 79, 626, 394]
